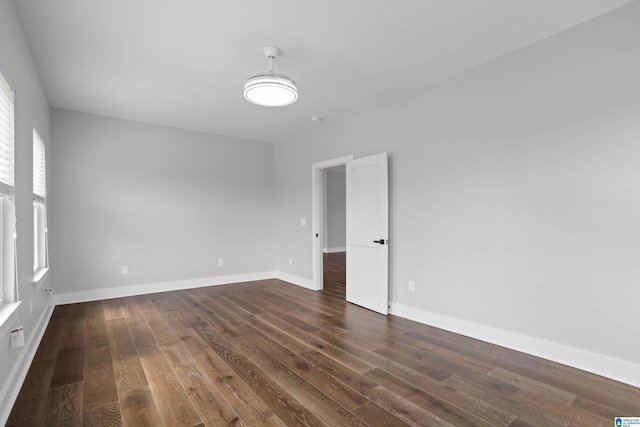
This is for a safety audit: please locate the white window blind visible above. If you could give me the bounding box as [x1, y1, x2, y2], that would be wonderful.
[33, 129, 49, 273]
[0, 72, 15, 197]
[33, 129, 46, 202]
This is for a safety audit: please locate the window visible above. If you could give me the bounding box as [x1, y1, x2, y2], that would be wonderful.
[33, 129, 48, 279]
[0, 71, 16, 303]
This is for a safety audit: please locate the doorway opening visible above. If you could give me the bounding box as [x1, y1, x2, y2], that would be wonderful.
[311, 155, 352, 293]
[312, 152, 389, 314]
[321, 166, 346, 300]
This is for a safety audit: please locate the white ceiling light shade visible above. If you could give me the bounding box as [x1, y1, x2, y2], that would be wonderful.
[244, 46, 298, 107]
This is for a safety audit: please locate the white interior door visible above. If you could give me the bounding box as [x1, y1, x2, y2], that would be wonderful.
[346, 152, 388, 315]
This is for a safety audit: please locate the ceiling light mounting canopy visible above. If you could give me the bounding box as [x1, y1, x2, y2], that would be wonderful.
[244, 46, 298, 107]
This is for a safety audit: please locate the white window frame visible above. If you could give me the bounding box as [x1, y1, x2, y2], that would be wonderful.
[0, 69, 20, 330]
[33, 129, 49, 284]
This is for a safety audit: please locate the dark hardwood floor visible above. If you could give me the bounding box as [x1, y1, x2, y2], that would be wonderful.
[323, 251, 346, 300]
[8, 253, 640, 426]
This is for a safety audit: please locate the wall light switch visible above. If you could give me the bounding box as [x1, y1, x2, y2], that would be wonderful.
[408, 280, 415, 292]
[121, 266, 128, 275]
[218, 258, 224, 267]
[289, 257, 293, 265]
[300, 218, 306, 226]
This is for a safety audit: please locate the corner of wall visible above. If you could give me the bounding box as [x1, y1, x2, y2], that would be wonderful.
[275, 271, 315, 290]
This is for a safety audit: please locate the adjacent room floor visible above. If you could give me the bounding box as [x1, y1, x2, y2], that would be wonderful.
[323, 251, 346, 300]
[7, 264, 640, 425]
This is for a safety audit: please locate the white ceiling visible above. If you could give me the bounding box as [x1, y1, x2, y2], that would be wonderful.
[14, 0, 634, 143]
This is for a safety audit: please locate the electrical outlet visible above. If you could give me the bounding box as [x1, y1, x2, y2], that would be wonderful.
[300, 218, 306, 226]
[11, 327, 25, 348]
[289, 257, 293, 265]
[121, 265, 128, 275]
[218, 258, 224, 267]
[408, 280, 415, 292]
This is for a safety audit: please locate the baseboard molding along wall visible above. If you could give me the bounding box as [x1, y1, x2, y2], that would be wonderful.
[322, 246, 346, 253]
[54, 270, 316, 305]
[390, 302, 640, 389]
[1, 304, 54, 427]
[54, 271, 278, 305]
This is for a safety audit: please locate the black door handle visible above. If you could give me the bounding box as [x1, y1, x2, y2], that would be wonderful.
[373, 239, 387, 244]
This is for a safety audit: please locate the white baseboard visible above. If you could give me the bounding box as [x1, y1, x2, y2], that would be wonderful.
[323, 246, 346, 253]
[275, 271, 316, 290]
[54, 271, 277, 305]
[390, 302, 640, 388]
[53, 270, 319, 305]
[0, 304, 54, 427]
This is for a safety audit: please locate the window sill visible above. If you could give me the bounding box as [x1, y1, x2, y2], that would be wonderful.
[34, 267, 49, 289]
[0, 301, 22, 337]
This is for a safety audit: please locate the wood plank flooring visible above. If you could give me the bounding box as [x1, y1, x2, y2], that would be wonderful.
[8, 252, 640, 426]
[322, 251, 346, 301]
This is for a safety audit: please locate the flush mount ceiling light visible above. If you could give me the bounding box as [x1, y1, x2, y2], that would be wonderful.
[244, 46, 298, 107]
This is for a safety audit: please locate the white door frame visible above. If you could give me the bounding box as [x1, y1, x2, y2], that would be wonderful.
[311, 155, 353, 291]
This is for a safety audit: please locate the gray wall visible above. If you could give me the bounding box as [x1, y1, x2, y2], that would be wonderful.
[322, 169, 346, 252]
[0, 0, 52, 416]
[275, 137, 312, 278]
[274, 2, 640, 366]
[50, 109, 276, 296]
